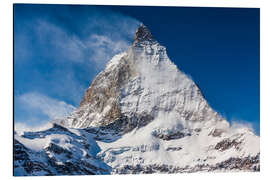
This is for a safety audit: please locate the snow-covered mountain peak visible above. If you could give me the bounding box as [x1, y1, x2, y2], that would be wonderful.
[61, 25, 230, 132]
[14, 24, 259, 176]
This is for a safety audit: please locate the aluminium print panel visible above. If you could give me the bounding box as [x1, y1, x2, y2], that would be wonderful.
[13, 4, 260, 176]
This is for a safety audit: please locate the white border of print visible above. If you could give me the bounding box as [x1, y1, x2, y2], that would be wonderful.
[1, 0, 269, 180]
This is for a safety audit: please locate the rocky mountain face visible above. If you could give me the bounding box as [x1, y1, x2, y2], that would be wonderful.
[14, 24, 260, 176]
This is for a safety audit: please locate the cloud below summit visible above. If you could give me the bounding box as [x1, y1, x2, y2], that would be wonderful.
[18, 92, 76, 120]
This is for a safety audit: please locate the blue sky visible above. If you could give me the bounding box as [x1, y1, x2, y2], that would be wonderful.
[14, 4, 260, 134]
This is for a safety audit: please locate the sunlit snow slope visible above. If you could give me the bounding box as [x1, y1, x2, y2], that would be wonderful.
[14, 24, 260, 176]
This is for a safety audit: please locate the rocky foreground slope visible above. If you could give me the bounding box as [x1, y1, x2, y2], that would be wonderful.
[14, 24, 260, 176]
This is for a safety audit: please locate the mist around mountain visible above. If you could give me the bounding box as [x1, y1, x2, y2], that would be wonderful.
[14, 24, 260, 176]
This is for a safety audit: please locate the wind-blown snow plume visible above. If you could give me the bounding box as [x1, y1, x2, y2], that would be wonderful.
[14, 24, 259, 176]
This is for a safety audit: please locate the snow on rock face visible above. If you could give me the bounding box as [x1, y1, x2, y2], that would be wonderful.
[14, 24, 260, 175]
[14, 123, 111, 176]
[94, 100, 259, 173]
[62, 23, 226, 133]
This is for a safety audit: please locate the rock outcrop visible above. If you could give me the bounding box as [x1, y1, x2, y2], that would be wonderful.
[14, 24, 260, 176]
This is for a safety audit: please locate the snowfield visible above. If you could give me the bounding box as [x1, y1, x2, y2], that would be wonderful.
[14, 24, 260, 176]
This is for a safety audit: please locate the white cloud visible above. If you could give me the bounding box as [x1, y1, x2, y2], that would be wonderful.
[229, 117, 255, 133]
[18, 92, 76, 120]
[87, 34, 130, 68]
[89, 34, 129, 52]
[15, 122, 53, 135]
[34, 19, 136, 70]
[35, 20, 87, 63]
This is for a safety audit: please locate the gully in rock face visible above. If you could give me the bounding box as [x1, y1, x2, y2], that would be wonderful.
[14, 5, 260, 176]
[14, 23, 260, 176]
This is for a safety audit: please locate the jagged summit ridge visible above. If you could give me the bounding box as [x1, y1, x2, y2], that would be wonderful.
[133, 23, 157, 46]
[13, 24, 260, 176]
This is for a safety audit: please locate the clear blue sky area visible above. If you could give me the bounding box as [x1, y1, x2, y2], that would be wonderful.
[14, 4, 260, 134]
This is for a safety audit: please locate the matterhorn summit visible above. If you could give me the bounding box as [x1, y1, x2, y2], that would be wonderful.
[133, 23, 157, 45]
[14, 24, 260, 176]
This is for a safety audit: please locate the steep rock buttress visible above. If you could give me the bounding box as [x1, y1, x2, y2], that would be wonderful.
[14, 24, 260, 175]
